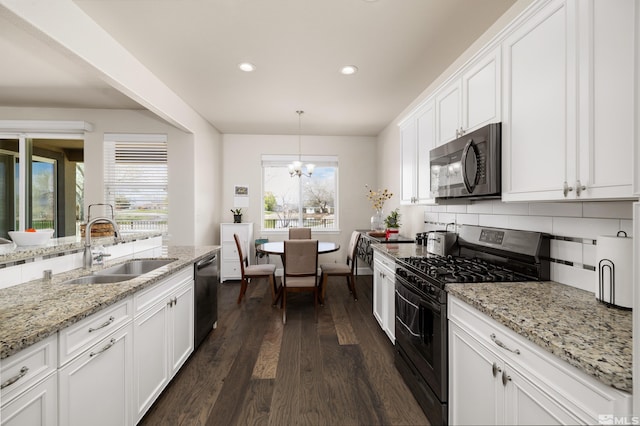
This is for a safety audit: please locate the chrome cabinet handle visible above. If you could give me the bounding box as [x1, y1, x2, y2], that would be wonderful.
[1, 366, 29, 389]
[88, 316, 115, 333]
[491, 362, 501, 377]
[89, 338, 116, 358]
[490, 333, 520, 355]
[575, 180, 586, 196]
[167, 297, 178, 307]
[502, 370, 512, 386]
[173, 297, 178, 306]
[562, 181, 574, 197]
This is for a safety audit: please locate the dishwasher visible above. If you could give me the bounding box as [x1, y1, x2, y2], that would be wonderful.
[194, 253, 219, 349]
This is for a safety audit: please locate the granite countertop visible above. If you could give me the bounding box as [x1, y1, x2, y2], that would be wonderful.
[0, 231, 163, 266]
[370, 243, 632, 393]
[0, 245, 219, 359]
[447, 282, 632, 393]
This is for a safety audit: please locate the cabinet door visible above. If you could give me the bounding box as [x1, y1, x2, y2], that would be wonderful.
[576, 0, 635, 199]
[449, 322, 503, 425]
[169, 281, 194, 376]
[462, 47, 501, 133]
[503, 363, 581, 425]
[416, 102, 436, 203]
[372, 261, 384, 328]
[436, 80, 462, 146]
[1, 373, 57, 426]
[502, 0, 577, 201]
[133, 300, 169, 422]
[59, 324, 133, 426]
[382, 270, 395, 343]
[400, 119, 417, 204]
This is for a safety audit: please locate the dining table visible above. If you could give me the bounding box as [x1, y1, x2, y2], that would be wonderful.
[256, 241, 340, 256]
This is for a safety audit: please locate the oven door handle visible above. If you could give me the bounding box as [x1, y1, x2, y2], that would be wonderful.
[461, 138, 478, 194]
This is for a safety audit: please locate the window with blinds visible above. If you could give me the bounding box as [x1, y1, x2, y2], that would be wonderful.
[103, 134, 168, 234]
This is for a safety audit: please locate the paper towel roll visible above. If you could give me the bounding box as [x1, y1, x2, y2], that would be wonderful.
[595, 232, 633, 309]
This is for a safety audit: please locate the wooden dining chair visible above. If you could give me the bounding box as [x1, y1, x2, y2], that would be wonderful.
[282, 239, 319, 324]
[319, 231, 360, 304]
[234, 234, 280, 306]
[288, 227, 311, 239]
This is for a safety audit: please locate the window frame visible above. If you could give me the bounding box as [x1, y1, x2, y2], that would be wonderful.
[261, 154, 339, 234]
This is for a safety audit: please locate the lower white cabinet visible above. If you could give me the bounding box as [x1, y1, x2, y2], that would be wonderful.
[58, 323, 133, 426]
[0, 334, 58, 426]
[220, 223, 253, 282]
[448, 295, 631, 425]
[133, 267, 194, 422]
[373, 251, 395, 343]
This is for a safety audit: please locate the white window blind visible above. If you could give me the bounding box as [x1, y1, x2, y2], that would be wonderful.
[104, 134, 168, 233]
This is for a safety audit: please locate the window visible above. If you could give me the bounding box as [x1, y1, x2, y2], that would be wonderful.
[262, 155, 338, 231]
[104, 134, 168, 234]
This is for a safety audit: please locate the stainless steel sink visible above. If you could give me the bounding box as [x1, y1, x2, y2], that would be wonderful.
[62, 274, 139, 285]
[93, 259, 175, 276]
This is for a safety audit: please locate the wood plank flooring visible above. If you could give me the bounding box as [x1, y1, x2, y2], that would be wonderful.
[140, 274, 430, 426]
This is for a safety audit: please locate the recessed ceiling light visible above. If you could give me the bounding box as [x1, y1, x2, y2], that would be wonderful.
[340, 65, 358, 75]
[238, 62, 256, 72]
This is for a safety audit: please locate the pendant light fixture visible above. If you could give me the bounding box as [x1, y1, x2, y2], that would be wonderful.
[288, 110, 315, 178]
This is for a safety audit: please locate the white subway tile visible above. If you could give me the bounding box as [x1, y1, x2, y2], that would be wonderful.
[0, 265, 22, 289]
[432, 205, 448, 213]
[478, 215, 508, 228]
[456, 214, 479, 226]
[583, 201, 633, 219]
[438, 213, 457, 225]
[550, 240, 582, 264]
[552, 217, 620, 239]
[467, 201, 493, 214]
[424, 212, 439, 223]
[528, 202, 582, 217]
[550, 263, 594, 293]
[583, 243, 597, 267]
[446, 204, 467, 213]
[492, 202, 529, 215]
[619, 219, 633, 236]
[507, 215, 553, 233]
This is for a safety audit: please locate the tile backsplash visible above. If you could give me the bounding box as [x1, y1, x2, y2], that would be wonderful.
[423, 200, 634, 292]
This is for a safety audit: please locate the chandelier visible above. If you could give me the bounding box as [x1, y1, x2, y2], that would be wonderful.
[289, 110, 315, 178]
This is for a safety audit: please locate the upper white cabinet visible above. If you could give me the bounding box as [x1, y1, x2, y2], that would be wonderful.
[502, 0, 636, 201]
[400, 101, 436, 204]
[435, 46, 501, 147]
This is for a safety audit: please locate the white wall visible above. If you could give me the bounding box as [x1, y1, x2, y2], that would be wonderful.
[0, 106, 222, 246]
[222, 133, 376, 264]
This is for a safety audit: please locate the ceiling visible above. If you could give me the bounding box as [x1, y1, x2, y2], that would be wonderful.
[0, 0, 516, 136]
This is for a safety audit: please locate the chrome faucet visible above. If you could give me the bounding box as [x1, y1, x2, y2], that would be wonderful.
[83, 217, 121, 269]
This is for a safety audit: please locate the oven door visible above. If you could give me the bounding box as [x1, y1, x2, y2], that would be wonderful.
[394, 276, 447, 402]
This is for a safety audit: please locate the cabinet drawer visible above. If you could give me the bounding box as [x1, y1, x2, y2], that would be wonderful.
[220, 224, 249, 243]
[133, 267, 193, 316]
[221, 261, 241, 278]
[222, 242, 240, 261]
[1, 334, 57, 405]
[448, 296, 631, 421]
[373, 251, 396, 272]
[58, 298, 132, 367]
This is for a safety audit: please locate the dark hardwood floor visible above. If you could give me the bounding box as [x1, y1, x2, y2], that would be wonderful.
[140, 273, 430, 426]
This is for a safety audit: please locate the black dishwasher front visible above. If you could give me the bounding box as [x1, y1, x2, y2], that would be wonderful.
[194, 253, 219, 349]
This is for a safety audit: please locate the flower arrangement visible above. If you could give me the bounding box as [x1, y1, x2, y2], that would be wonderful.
[365, 185, 393, 211]
[230, 208, 243, 215]
[384, 209, 401, 229]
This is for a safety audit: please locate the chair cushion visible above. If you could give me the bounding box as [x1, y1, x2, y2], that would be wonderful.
[320, 263, 350, 274]
[284, 276, 317, 288]
[245, 263, 276, 276]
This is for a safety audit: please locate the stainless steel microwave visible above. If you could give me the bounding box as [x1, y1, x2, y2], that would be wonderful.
[429, 123, 501, 199]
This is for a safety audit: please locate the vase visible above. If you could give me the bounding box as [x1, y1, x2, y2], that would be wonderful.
[233, 214, 242, 223]
[370, 210, 384, 231]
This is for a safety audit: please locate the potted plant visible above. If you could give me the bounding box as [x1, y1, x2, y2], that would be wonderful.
[231, 208, 243, 223]
[384, 209, 401, 241]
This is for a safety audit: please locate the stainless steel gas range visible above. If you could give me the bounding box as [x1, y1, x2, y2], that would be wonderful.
[394, 225, 550, 425]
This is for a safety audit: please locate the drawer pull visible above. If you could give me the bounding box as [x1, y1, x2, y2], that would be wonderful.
[491, 333, 521, 355]
[89, 338, 116, 358]
[88, 316, 115, 333]
[502, 370, 512, 386]
[1, 366, 29, 389]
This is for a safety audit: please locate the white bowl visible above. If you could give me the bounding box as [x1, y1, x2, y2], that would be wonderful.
[8, 229, 54, 246]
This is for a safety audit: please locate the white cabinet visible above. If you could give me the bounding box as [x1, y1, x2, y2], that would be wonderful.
[435, 46, 501, 147]
[58, 323, 133, 426]
[220, 223, 253, 282]
[373, 251, 395, 343]
[1, 334, 58, 426]
[400, 101, 436, 205]
[502, 0, 636, 201]
[448, 295, 632, 425]
[132, 267, 194, 422]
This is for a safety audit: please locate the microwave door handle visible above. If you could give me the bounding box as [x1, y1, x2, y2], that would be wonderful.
[461, 138, 477, 194]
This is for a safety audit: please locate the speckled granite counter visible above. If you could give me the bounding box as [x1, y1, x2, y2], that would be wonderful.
[447, 282, 632, 393]
[0, 231, 163, 266]
[370, 243, 632, 393]
[0, 245, 219, 359]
